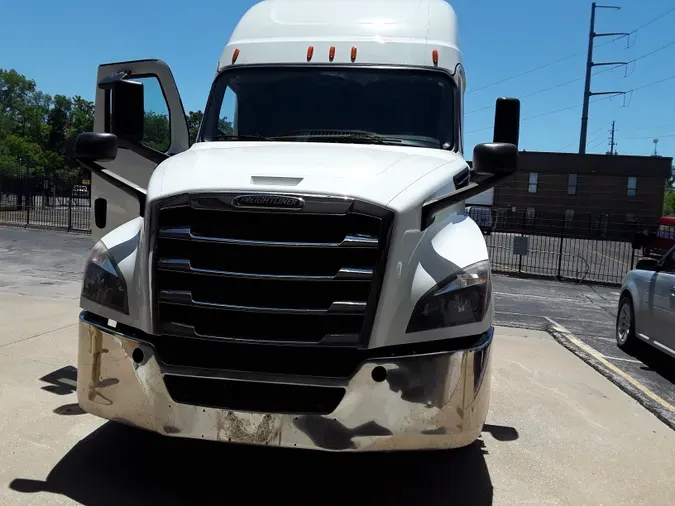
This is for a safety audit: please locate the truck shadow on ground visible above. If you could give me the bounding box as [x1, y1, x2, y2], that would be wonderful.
[9, 422, 516, 505]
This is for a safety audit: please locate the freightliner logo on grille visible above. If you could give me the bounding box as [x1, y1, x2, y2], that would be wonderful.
[232, 194, 305, 209]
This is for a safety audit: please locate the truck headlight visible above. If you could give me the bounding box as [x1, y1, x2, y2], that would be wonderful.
[81, 240, 129, 314]
[406, 260, 490, 333]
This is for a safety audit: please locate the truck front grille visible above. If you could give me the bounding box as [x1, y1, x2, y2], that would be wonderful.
[152, 193, 393, 347]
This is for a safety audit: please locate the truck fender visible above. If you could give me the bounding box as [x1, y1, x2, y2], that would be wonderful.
[80, 217, 144, 329]
[369, 212, 492, 348]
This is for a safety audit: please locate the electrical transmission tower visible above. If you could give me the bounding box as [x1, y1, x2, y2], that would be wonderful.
[579, 2, 630, 154]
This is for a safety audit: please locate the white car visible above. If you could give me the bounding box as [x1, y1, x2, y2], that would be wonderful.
[616, 245, 675, 357]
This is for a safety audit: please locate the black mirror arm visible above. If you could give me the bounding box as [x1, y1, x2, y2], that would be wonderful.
[420, 171, 511, 230]
[117, 138, 169, 165]
[75, 158, 147, 216]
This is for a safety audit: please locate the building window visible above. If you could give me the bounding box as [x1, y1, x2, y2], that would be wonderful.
[526, 207, 536, 225]
[567, 174, 577, 195]
[528, 173, 538, 193]
[625, 213, 637, 223]
[627, 176, 637, 197]
[565, 209, 575, 225]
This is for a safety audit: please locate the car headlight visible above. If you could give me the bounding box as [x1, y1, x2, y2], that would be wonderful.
[406, 260, 491, 333]
[81, 240, 129, 314]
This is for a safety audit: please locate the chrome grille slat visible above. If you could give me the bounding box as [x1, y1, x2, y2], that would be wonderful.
[159, 226, 379, 249]
[153, 193, 393, 345]
[157, 258, 373, 281]
[159, 289, 366, 315]
[159, 321, 360, 346]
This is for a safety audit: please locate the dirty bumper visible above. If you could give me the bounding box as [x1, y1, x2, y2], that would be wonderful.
[77, 312, 493, 451]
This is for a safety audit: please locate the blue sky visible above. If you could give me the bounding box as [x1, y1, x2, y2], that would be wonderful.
[2, 0, 674, 158]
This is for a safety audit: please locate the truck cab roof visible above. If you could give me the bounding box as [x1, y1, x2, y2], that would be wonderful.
[219, 0, 464, 88]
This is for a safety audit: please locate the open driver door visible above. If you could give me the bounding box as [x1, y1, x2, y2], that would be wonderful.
[84, 59, 189, 241]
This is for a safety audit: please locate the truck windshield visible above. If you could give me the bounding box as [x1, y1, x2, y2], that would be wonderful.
[201, 67, 456, 149]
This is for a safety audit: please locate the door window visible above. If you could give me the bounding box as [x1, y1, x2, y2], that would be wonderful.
[137, 76, 170, 152]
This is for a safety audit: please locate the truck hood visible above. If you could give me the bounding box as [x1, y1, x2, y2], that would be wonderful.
[151, 142, 465, 208]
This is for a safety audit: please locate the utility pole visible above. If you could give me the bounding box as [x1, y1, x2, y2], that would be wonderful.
[609, 120, 616, 155]
[579, 3, 630, 154]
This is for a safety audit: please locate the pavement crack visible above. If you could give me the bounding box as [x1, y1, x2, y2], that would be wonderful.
[0, 322, 78, 350]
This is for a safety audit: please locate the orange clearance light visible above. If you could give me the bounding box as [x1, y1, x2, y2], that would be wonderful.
[329, 46, 336, 62]
[232, 48, 240, 64]
[307, 45, 315, 61]
[432, 49, 439, 66]
[351, 46, 358, 62]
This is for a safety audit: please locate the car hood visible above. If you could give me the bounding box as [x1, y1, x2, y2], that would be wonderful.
[150, 141, 465, 208]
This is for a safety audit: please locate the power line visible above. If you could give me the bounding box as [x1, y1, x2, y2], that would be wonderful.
[625, 133, 675, 140]
[629, 4, 675, 33]
[465, 72, 675, 138]
[465, 62, 625, 115]
[465, 37, 675, 116]
[555, 122, 612, 152]
[466, 3, 675, 95]
[466, 94, 619, 135]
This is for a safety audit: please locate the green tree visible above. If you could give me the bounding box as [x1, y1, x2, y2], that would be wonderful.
[46, 94, 72, 155]
[142, 111, 170, 151]
[664, 165, 675, 216]
[186, 110, 203, 145]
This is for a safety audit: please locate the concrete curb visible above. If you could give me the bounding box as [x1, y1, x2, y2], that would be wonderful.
[546, 326, 675, 432]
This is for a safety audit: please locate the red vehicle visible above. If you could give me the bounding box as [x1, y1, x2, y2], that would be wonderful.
[642, 216, 675, 258]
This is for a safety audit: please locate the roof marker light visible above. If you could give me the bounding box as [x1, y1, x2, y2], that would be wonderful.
[351, 46, 358, 62]
[307, 46, 314, 61]
[432, 49, 439, 66]
[329, 46, 336, 62]
[232, 48, 240, 64]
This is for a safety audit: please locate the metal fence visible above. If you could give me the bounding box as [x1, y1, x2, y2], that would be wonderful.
[0, 175, 91, 233]
[477, 208, 660, 285]
[0, 177, 669, 286]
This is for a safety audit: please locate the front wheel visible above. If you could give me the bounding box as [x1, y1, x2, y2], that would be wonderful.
[616, 296, 638, 353]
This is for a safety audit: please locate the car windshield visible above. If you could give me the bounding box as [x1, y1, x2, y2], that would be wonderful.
[200, 66, 456, 149]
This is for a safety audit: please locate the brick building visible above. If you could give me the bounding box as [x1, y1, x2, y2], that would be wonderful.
[484, 151, 672, 239]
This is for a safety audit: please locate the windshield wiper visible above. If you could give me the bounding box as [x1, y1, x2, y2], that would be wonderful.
[209, 134, 271, 141]
[271, 131, 404, 145]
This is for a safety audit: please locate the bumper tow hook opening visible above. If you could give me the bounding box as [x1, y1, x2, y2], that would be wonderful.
[371, 366, 387, 383]
[132, 347, 145, 364]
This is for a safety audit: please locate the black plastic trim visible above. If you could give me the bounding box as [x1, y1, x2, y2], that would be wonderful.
[81, 310, 494, 379]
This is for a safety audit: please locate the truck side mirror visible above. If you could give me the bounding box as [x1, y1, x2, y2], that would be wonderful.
[493, 97, 520, 147]
[99, 75, 144, 143]
[472, 142, 517, 176]
[420, 96, 521, 230]
[74, 132, 118, 161]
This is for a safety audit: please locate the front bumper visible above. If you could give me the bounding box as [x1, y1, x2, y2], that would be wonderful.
[77, 312, 493, 451]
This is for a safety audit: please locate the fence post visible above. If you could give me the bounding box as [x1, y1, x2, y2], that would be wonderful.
[25, 190, 30, 227]
[518, 211, 525, 274]
[556, 214, 565, 280]
[68, 195, 72, 232]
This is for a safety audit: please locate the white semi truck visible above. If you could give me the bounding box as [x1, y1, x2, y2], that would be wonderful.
[74, 0, 520, 451]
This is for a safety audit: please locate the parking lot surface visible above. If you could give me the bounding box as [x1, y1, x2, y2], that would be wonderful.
[494, 275, 675, 421]
[1, 227, 674, 505]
